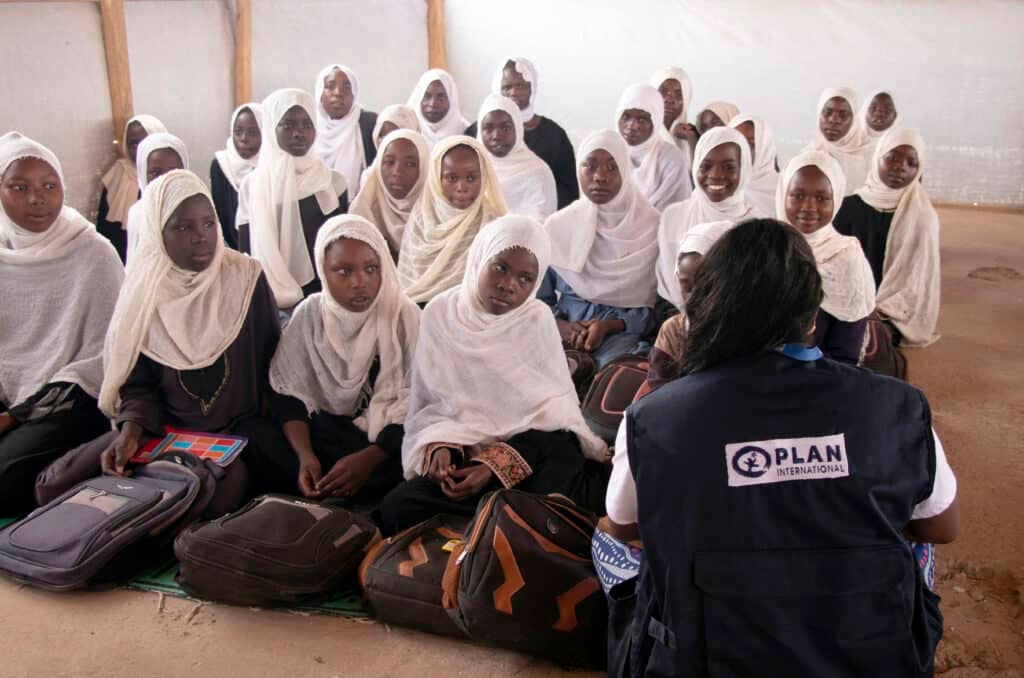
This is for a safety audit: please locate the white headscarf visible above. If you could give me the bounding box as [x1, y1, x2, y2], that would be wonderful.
[656, 127, 755, 307]
[615, 83, 691, 212]
[402, 215, 608, 478]
[0, 132, 124, 408]
[776, 151, 875, 323]
[314, 64, 366, 193]
[677, 220, 734, 259]
[371, 104, 421, 149]
[697, 101, 739, 128]
[671, 219, 735, 312]
[99, 170, 262, 417]
[397, 135, 508, 304]
[490, 57, 537, 123]
[804, 87, 875, 195]
[237, 88, 343, 310]
[215, 102, 264, 191]
[350, 129, 429, 255]
[270, 215, 420, 439]
[135, 133, 191, 192]
[476, 94, 556, 219]
[649, 67, 693, 132]
[729, 114, 779, 217]
[126, 133, 191, 262]
[545, 129, 660, 309]
[101, 114, 167, 224]
[861, 89, 897, 141]
[856, 128, 940, 346]
[406, 69, 468, 149]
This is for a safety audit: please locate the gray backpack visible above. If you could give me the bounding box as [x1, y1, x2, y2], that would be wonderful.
[0, 459, 207, 591]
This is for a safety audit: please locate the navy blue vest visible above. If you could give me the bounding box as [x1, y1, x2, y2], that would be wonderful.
[623, 347, 942, 677]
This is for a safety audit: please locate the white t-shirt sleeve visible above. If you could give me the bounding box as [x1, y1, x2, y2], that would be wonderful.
[605, 417, 638, 525]
[911, 429, 957, 520]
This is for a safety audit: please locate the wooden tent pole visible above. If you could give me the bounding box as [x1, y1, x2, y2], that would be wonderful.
[98, 0, 133, 150]
[233, 0, 252, 106]
[427, 0, 447, 70]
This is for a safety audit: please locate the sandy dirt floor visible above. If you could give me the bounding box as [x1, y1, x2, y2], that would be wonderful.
[0, 206, 1021, 677]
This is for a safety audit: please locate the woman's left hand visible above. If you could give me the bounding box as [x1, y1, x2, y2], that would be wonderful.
[442, 464, 495, 501]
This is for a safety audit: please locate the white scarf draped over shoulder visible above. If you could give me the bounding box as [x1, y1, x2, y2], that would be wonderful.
[776, 151, 875, 322]
[371, 105, 420, 149]
[402, 214, 609, 478]
[476, 94, 556, 219]
[615, 83, 691, 212]
[99, 169, 262, 417]
[407, 68, 468, 149]
[729, 113, 779, 217]
[237, 88, 343, 309]
[314, 64, 366, 193]
[126, 132, 191, 262]
[397, 135, 507, 304]
[101, 114, 167, 225]
[270, 215, 421, 440]
[215, 102, 264, 191]
[803, 87, 875, 195]
[350, 129, 429, 254]
[0, 132, 124, 408]
[490, 57, 538, 123]
[656, 127, 755, 307]
[856, 128, 940, 346]
[545, 129, 660, 309]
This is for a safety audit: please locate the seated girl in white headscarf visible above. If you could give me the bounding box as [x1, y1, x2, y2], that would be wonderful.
[615, 83, 691, 212]
[407, 69, 467, 151]
[397, 136, 507, 305]
[378, 215, 609, 535]
[210, 103, 263, 249]
[777, 151, 875, 364]
[125, 132, 189, 261]
[0, 132, 124, 513]
[36, 170, 281, 514]
[97, 114, 166, 261]
[656, 127, 756, 321]
[834, 128, 940, 347]
[539, 130, 660, 368]
[464, 58, 579, 208]
[803, 88, 875, 195]
[476, 94, 556, 219]
[350, 130, 429, 258]
[237, 88, 349, 311]
[250, 215, 420, 505]
[313, 64, 379, 194]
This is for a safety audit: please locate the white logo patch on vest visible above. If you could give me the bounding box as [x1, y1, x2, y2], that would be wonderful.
[725, 434, 849, 487]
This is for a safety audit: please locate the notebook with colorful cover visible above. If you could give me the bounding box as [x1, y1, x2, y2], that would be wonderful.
[130, 428, 246, 467]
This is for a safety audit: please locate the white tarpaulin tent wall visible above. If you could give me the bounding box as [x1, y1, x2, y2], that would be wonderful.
[1, 0, 1022, 216]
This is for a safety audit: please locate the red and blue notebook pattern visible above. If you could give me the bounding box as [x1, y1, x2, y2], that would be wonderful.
[131, 429, 246, 467]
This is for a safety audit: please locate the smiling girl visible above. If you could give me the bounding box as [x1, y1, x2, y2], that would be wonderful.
[656, 127, 756, 314]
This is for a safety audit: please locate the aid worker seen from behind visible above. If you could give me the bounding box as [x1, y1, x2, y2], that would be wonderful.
[617, 218, 959, 677]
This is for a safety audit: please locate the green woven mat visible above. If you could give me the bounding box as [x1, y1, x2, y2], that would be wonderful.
[127, 555, 369, 618]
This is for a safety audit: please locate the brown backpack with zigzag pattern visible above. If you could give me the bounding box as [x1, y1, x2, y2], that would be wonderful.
[441, 490, 607, 668]
[358, 513, 470, 638]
